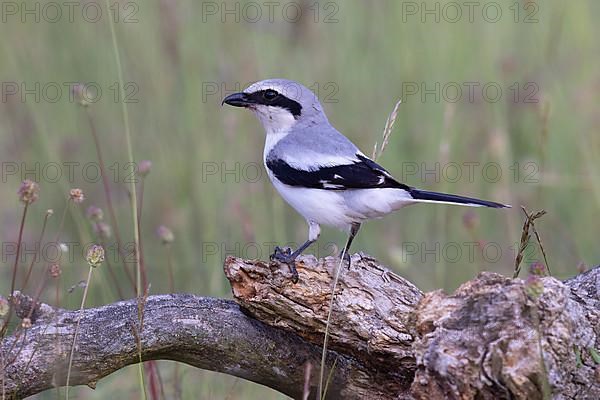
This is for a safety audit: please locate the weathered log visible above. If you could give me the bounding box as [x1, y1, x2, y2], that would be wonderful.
[0, 254, 598, 399]
[223, 254, 599, 399]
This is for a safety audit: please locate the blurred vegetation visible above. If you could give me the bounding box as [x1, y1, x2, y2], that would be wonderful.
[1, 0, 599, 398]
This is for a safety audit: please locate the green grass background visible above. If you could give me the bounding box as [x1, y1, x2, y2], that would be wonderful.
[1, 0, 599, 398]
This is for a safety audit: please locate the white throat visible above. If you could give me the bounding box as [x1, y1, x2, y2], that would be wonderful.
[252, 106, 297, 160]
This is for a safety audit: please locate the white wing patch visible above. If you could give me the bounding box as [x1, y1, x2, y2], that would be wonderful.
[284, 152, 361, 171]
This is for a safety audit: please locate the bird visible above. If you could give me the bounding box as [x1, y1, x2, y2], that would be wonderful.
[222, 79, 509, 281]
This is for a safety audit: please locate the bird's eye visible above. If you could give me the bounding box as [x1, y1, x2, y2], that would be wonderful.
[263, 90, 278, 101]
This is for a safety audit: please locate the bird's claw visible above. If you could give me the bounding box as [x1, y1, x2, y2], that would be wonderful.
[270, 246, 299, 283]
[339, 251, 352, 269]
[381, 269, 391, 283]
[270, 246, 293, 262]
[289, 268, 299, 284]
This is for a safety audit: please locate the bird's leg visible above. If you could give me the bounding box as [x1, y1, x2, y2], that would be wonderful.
[270, 221, 321, 283]
[340, 222, 361, 269]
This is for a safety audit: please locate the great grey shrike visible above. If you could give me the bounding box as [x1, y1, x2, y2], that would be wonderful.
[223, 79, 509, 280]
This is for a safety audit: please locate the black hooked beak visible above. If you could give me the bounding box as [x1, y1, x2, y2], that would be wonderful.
[222, 92, 252, 107]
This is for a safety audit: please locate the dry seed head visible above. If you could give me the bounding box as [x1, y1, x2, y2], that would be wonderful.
[49, 264, 62, 278]
[156, 225, 174, 244]
[18, 179, 40, 205]
[529, 261, 546, 276]
[72, 83, 90, 107]
[69, 188, 85, 203]
[525, 275, 544, 299]
[138, 160, 152, 177]
[86, 244, 105, 268]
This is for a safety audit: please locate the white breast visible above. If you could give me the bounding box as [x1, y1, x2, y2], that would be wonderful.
[268, 173, 354, 230]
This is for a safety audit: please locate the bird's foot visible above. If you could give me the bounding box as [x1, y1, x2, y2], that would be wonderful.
[270, 246, 294, 262]
[339, 250, 352, 269]
[381, 269, 391, 283]
[270, 246, 299, 283]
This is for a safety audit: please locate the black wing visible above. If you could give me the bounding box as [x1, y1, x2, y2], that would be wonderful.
[266, 154, 411, 191]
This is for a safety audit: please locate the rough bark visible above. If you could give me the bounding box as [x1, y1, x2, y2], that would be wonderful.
[223, 254, 599, 399]
[0, 254, 598, 400]
[0, 293, 356, 399]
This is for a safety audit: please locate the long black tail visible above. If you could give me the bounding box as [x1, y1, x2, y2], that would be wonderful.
[409, 189, 510, 208]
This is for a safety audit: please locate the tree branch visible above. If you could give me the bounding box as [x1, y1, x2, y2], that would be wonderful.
[1, 254, 598, 400]
[1, 293, 360, 399]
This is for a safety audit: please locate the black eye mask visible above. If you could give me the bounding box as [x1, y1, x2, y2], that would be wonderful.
[246, 90, 302, 118]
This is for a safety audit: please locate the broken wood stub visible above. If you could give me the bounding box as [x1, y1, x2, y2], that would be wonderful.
[224, 255, 600, 399]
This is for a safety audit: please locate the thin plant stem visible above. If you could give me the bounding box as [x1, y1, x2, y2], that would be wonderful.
[133, 181, 156, 400]
[322, 357, 338, 400]
[145, 361, 161, 400]
[372, 99, 402, 161]
[84, 109, 136, 291]
[10, 205, 29, 296]
[155, 362, 166, 400]
[1, 346, 5, 398]
[134, 286, 149, 400]
[0, 204, 29, 337]
[104, 3, 145, 398]
[23, 198, 72, 323]
[165, 244, 180, 398]
[3, 327, 32, 381]
[513, 208, 548, 278]
[26, 274, 51, 322]
[55, 274, 61, 309]
[54, 272, 62, 400]
[302, 361, 312, 400]
[103, 0, 140, 312]
[53, 197, 71, 249]
[21, 197, 71, 330]
[167, 245, 175, 292]
[137, 179, 148, 289]
[128, 185, 159, 399]
[24, 195, 70, 322]
[318, 245, 347, 400]
[65, 266, 94, 400]
[132, 324, 148, 400]
[99, 237, 125, 300]
[21, 210, 51, 291]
